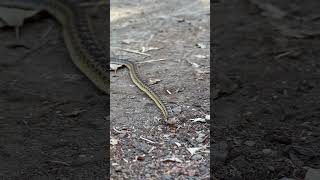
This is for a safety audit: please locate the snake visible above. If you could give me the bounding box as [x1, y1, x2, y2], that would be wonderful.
[110, 58, 173, 121]
[0, 0, 175, 122]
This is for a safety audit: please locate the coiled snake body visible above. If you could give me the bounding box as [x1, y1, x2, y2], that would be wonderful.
[0, 0, 174, 122]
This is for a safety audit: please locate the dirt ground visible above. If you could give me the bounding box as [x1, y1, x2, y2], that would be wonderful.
[213, 0, 320, 179]
[0, 1, 108, 179]
[111, 0, 210, 179]
[4, 0, 319, 179]
[0, 0, 210, 179]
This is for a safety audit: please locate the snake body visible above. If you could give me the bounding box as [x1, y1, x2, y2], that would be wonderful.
[111, 58, 171, 119]
[0, 0, 174, 121]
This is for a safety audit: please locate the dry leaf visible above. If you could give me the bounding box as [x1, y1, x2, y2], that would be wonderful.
[186, 146, 208, 155]
[175, 142, 182, 147]
[110, 137, 119, 146]
[194, 54, 207, 59]
[196, 43, 206, 49]
[110, 63, 123, 71]
[190, 117, 206, 123]
[148, 78, 161, 85]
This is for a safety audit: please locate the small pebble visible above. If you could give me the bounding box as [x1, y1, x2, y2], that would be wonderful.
[161, 174, 174, 180]
[267, 166, 275, 172]
[244, 140, 256, 147]
[262, 148, 272, 155]
[114, 166, 122, 172]
[191, 154, 203, 161]
[199, 165, 207, 173]
[172, 106, 182, 113]
[147, 163, 156, 169]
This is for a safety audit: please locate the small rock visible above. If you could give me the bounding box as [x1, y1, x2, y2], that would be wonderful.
[148, 78, 161, 85]
[147, 163, 156, 169]
[196, 43, 206, 49]
[305, 168, 320, 180]
[161, 174, 174, 180]
[172, 106, 182, 114]
[114, 166, 122, 172]
[244, 140, 256, 147]
[233, 138, 243, 145]
[262, 148, 272, 155]
[191, 154, 203, 161]
[199, 165, 207, 173]
[196, 133, 207, 143]
[119, 133, 127, 138]
[136, 155, 145, 161]
[267, 166, 275, 172]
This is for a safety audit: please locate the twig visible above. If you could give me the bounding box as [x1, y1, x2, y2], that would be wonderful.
[48, 160, 71, 166]
[113, 127, 124, 134]
[135, 58, 167, 64]
[17, 24, 54, 62]
[115, 47, 151, 57]
[140, 136, 158, 144]
[148, 146, 156, 153]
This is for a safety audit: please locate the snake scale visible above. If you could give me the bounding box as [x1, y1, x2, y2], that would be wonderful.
[0, 0, 175, 122]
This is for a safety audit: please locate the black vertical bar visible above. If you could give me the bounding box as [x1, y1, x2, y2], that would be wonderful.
[105, 0, 111, 179]
[210, 0, 215, 179]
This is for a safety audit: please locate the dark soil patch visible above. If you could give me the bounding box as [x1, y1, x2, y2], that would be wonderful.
[212, 0, 320, 179]
[0, 2, 108, 179]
